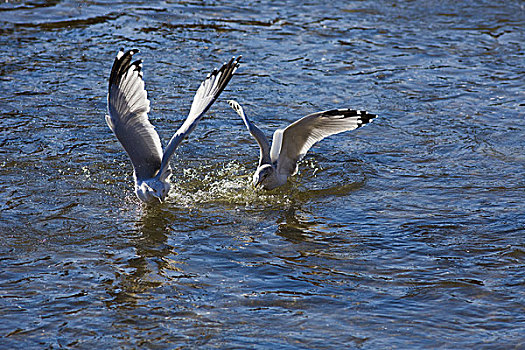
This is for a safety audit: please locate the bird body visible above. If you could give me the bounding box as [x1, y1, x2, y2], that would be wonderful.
[106, 49, 240, 203]
[227, 100, 377, 190]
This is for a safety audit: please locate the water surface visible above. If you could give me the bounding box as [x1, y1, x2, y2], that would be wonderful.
[0, 0, 524, 348]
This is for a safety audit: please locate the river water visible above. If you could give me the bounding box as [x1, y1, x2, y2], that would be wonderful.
[0, 0, 524, 348]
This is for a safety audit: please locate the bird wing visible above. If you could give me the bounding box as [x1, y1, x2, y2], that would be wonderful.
[227, 100, 271, 166]
[157, 56, 242, 179]
[273, 108, 377, 176]
[106, 48, 163, 181]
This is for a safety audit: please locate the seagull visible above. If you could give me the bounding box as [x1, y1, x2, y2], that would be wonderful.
[106, 49, 241, 203]
[227, 100, 377, 190]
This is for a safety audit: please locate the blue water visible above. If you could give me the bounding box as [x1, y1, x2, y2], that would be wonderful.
[0, 1, 524, 348]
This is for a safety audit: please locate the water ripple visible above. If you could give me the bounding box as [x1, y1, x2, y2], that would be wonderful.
[0, 0, 523, 348]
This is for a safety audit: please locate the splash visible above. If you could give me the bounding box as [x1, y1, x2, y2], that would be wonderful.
[166, 160, 287, 208]
[164, 159, 366, 209]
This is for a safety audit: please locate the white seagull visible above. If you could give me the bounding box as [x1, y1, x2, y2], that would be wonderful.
[227, 100, 377, 190]
[106, 49, 241, 203]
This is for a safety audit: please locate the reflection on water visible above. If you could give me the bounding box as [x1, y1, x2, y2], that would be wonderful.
[1, 0, 524, 348]
[108, 208, 179, 306]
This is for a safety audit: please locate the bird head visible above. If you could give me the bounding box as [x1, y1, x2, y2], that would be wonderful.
[138, 180, 170, 203]
[149, 180, 170, 202]
[253, 164, 274, 189]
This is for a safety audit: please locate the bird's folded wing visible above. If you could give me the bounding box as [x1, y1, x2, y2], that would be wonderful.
[158, 56, 242, 178]
[227, 100, 271, 166]
[274, 108, 377, 176]
[106, 49, 163, 180]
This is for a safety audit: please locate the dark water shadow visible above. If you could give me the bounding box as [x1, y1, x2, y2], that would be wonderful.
[105, 205, 192, 308]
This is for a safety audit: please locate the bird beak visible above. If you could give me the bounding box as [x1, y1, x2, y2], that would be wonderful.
[151, 193, 163, 203]
[253, 178, 262, 189]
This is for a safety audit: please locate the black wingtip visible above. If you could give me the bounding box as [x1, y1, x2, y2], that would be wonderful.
[320, 108, 378, 128]
[227, 99, 240, 112]
[131, 59, 143, 73]
[204, 55, 242, 93]
[358, 112, 377, 125]
[109, 48, 142, 91]
[233, 55, 242, 68]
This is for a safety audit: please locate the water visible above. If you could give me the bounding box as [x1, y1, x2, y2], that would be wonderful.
[0, 0, 524, 348]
